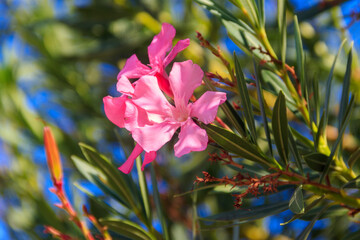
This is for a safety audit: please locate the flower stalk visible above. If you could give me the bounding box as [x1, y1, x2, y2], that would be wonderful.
[43, 126, 96, 240]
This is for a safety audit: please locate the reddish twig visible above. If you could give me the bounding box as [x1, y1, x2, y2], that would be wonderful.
[195, 169, 344, 208]
[340, 204, 360, 217]
[44, 226, 74, 240]
[209, 150, 244, 169]
[206, 72, 235, 87]
[250, 46, 303, 98]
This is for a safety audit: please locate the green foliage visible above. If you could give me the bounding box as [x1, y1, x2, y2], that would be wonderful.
[1, 0, 360, 239]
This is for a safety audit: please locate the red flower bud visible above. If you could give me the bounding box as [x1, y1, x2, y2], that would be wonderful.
[44, 126, 63, 188]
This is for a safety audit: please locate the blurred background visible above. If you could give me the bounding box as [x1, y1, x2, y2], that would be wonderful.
[0, 0, 359, 239]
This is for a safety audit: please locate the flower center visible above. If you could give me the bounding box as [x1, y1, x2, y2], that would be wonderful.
[172, 104, 189, 122]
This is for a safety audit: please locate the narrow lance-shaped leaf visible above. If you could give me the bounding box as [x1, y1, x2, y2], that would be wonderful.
[78, 143, 141, 214]
[303, 152, 328, 172]
[196, 0, 273, 66]
[234, 53, 257, 142]
[288, 127, 304, 174]
[342, 175, 360, 189]
[299, 205, 348, 221]
[255, 0, 265, 27]
[294, 15, 305, 96]
[71, 155, 130, 208]
[313, 76, 320, 125]
[306, 76, 316, 142]
[243, 0, 260, 27]
[348, 148, 360, 170]
[272, 91, 289, 165]
[99, 218, 157, 240]
[254, 60, 273, 157]
[196, 0, 252, 30]
[278, 0, 287, 63]
[200, 200, 288, 222]
[150, 164, 170, 240]
[281, 196, 324, 226]
[261, 70, 297, 109]
[289, 185, 304, 214]
[296, 205, 330, 240]
[320, 95, 356, 183]
[320, 39, 346, 139]
[73, 182, 127, 218]
[136, 155, 152, 226]
[338, 44, 353, 129]
[203, 123, 272, 167]
[315, 112, 325, 150]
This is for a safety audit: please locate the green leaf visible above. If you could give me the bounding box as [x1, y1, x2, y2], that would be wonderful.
[73, 182, 127, 218]
[196, 0, 273, 67]
[278, 0, 287, 63]
[243, 0, 260, 27]
[224, 19, 271, 66]
[299, 205, 346, 221]
[320, 95, 356, 183]
[136, 155, 152, 226]
[254, 61, 273, 157]
[99, 218, 156, 240]
[71, 155, 131, 207]
[261, 70, 297, 110]
[294, 15, 305, 96]
[345, 229, 360, 240]
[342, 175, 360, 189]
[256, 0, 265, 27]
[288, 127, 304, 174]
[71, 155, 106, 183]
[272, 91, 289, 165]
[196, 0, 251, 30]
[234, 53, 257, 141]
[320, 39, 346, 139]
[338, 45, 353, 129]
[150, 164, 170, 240]
[222, 101, 247, 137]
[200, 200, 288, 222]
[203, 76, 247, 137]
[303, 152, 328, 172]
[296, 205, 329, 240]
[78, 143, 142, 215]
[203, 124, 271, 167]
[348, 148, 360, 170]
[312, 77, 320, 125]
[289, 185, 304, 214]
[281, 196, 324, 225]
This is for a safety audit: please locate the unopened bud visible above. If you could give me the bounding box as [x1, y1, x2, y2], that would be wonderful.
[44, 126, 63, 188]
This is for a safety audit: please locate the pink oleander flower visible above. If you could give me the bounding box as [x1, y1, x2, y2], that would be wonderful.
[117, 60, 226, 173]
[117, 23, 190, 97]
[103, 82, 157, 173]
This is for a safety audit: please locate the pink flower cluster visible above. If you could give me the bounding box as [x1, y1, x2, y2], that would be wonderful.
[103, 23, 226, 173]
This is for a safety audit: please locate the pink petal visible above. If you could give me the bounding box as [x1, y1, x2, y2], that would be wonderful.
[163, 38, 190, 67]
[132, 75, 173, 119]
[154, 72, 173, 98]
[174, 119, 208, 157]
[168, 60, 203, 107]
[116, 76, 135, 95]
[123, 100, 149, 131]
[118, 143, 143, 174]
[148, 23, 175, 66]
[117, 54, 151, 80]
[190, 91, 227, 124]
[103, 96, 149, 131]
[103, 95, 127, 128]
[142, 151, 157, 171]
[132, 122, 180, 152]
